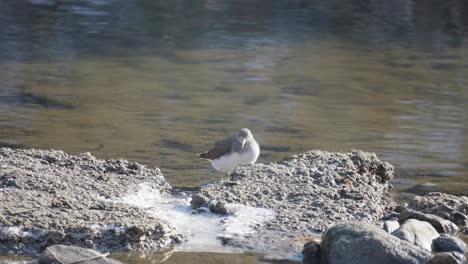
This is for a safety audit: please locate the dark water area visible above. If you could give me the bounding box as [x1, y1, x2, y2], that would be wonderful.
[1, 0, 468, 195]
[1, 0, 468, 262]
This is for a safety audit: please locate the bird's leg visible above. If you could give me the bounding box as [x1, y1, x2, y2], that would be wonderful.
[222, 172, 238, 186]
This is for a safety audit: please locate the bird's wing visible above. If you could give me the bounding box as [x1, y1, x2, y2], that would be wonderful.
[197, 134, 243, 160]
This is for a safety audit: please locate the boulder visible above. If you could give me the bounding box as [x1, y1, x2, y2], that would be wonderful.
[392, 219, 439, 251]
[192, 150, 396, 253]
[399, 209, 458, 234]
[39, 245, 121, 264]
[431, 234, 467, 254]
[320, 222, 432, 264]
[0, 148, 180, 255]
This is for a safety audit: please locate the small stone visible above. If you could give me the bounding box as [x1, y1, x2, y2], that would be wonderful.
[392, 219, 439, 251]
[462, 226, 468, 235]
[399, 209, 458, 235]
[39, 245, 122, 264]
[450, 212, 467, 226]
[432, 234, 467, 254]
[383, 220, 400, 233]
[44, 230, 66, 245]
[394, 204, 407, 213]
[190, 194, 208, 209]
[428, 252, 466, 264]
[302, 241, 321, 264]
[208, 200, 228, 215]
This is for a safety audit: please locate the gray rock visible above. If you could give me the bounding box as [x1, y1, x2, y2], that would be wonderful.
[399, 209, 458, 235]
[451, 211, 467, 226]
[463, 226, 468, 235]
[0, 148, 180, 255]
[320, 222, 432, 264]
[432, 234, 467, 254]
[429, 252, 466, 264]
[392, 219, 439, 251]
[192, 150, 396, 252]
[208, 200, 228, 215]
[190, 194, 208, 209]
[383, 220, 400, 233]
[39, 245, 121, 264]
[302, 241, 321, 264]
[407, 192, 468, 226]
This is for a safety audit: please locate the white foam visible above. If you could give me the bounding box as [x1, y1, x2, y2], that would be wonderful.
[223, 204, 275, 237]
[111, 184, 275, 253]
[0, 226, 33, 239]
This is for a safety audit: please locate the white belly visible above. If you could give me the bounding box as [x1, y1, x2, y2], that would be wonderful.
[210, 142, 260, 174]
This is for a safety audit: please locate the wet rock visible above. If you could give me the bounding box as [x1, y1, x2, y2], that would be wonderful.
[431, 234, 467, 254]
[462, 226, 468, 235]
[0, 148, 179, 255]
[192, 150, 395, 252]
[320, 222, 432, 264]
[208, 200, 228, 215]
[190, 194, 208, 209]
[392, 219, 439, 251]
[302, 241, 321, 264]
[39, 245, 121, 264]
[394, 204, 407, 213]
[399, 209, 458, 234]
[450, 212, 468, 226]
[429, 252, 466, 264]
[407, 192, 468, 226]
[383, 220, 400, 233]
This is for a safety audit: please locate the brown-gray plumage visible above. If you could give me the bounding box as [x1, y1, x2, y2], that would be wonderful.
[197, 129, 246, 160]
[197, 128, 260, 174]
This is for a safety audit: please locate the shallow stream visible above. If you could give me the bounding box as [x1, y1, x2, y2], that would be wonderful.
[1, 0, 468, 262]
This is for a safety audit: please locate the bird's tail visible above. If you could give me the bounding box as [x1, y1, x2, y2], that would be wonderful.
[197, 152, 210, 159]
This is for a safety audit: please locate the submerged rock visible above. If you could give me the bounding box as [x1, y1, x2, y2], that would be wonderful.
[0, 148, 180, 255]
[192, 150, 395, 252]
[320, 222, 432, 264]
[39, 245, 121, 264]
[392, 219, 439, 251]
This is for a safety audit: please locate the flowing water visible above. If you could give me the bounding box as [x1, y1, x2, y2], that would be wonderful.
[1, 0, 468, 262]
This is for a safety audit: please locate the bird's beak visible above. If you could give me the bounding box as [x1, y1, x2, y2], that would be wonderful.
[241, 139, 246, 148]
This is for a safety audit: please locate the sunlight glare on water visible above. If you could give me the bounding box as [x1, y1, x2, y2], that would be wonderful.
[0, 0, 467, 194]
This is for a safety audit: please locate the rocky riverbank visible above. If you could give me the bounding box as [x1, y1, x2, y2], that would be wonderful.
[1, 147, 467, 263]
[304, 192, 468, 264]
[191, 150, 396, 255]
[0, 148, 181, 255]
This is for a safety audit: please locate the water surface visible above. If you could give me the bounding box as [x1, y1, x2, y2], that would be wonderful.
[0, 0, 467, 196]
[1, 0, 468, 262]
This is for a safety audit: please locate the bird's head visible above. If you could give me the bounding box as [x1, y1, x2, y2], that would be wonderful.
[239, 128, 252, 138]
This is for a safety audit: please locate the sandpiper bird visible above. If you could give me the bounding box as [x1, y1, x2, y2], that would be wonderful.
[197, 128, 260, 175]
